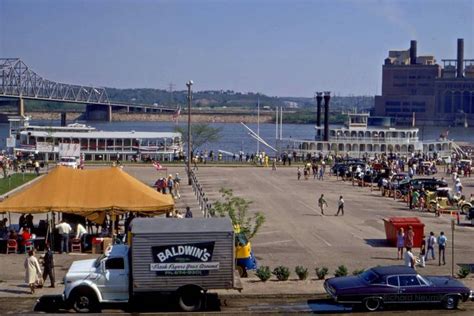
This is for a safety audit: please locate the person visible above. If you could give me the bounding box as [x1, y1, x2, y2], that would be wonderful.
[167, 175, 174, 197]
[55, 219, 72, 254]
[297, 167, 302, 180]
[42, 244, 55, 288]
[318, 194, 328, 215]
[336, 195, 344, 216]
[419, 235, 426, 267]
[174, 173, 181, 199]
[76, 223, 87, 249]
[0, 218, 8, 233]
[404, 225, 414, 249]
[18, 214, 26, 230]
[437, 231, 447, 266]
[185, 207, 193, 218]
[425, 231, 436, 261]
[25, 213, 34, 231]
[34, 160, 40, 176]
[404, 247, 416, 269]
[272, 158, 277, 171]
[396, 228, 405, 260]
[21, 227, 32, 250]
[24, 249, 42, 294]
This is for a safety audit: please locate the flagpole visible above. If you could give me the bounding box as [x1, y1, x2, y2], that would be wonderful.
[257, 96, 260, 155]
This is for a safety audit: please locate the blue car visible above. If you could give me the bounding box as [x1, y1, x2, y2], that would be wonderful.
[324, 266, 473, 311]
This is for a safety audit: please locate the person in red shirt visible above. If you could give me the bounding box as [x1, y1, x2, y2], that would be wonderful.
[21, 228, 32, 247]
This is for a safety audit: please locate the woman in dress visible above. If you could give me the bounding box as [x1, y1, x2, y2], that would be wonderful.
[397, 227, 405, 260]
[24, 249, 42, 294]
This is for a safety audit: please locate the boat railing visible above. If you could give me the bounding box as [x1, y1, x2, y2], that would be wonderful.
[298, 137, 419, 143]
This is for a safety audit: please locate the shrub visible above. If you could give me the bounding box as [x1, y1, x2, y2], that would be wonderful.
[457, 266, 470, 279]
[272, 266, 291, 281]
[352, 269, 365, 276]
[315, 267, 329, 280]
[334, 265, 348, 277]
[256, 266, 271, 282]
[295, 266, 308, 280]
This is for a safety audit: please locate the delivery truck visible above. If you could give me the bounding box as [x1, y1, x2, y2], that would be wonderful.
[62, 217, 238, 312]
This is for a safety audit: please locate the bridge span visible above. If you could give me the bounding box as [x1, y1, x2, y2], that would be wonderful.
[0, 58, 176, 121]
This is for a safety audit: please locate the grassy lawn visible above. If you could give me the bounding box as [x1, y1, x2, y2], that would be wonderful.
[0, 173, 38, 195]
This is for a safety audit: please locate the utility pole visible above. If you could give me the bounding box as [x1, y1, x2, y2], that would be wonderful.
[257, 96, 260, 155]
[168, 82, 175, 105]
[186, 80, 193, 185]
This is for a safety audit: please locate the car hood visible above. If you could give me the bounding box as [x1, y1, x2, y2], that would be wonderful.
[425, 276, 468, 289]
[68, 259, 97, 274]
[326, 276, 366, 290]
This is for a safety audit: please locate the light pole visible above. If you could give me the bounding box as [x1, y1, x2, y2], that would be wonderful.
[186, 80, 193, 185]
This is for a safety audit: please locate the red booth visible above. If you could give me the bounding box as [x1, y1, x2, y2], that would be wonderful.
[383, 217, 425, 247]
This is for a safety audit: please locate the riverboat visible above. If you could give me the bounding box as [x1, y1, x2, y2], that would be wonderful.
[8, 116, 182, 162]
[279, 113, 453, 157]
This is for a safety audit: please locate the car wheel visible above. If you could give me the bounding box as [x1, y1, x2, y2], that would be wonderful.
[428, 202, 437, 213]
[363, 297, 383, 312]
[461, 204, 470, 214]
[71, 290, 100, 313]
[443, 295, 459, 310]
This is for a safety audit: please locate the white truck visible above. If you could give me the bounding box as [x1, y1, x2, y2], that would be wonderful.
[62, 217, 238, 313]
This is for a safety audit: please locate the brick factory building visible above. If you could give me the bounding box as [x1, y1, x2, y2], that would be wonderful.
[374, 39, 474, 126]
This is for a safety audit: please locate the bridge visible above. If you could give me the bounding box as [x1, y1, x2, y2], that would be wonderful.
[0, 58, 176, 121]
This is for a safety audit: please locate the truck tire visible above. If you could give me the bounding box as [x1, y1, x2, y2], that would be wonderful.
[71, 288, 100, 313]
[461, 204, 470, 214]
[178, 286, 203, 312]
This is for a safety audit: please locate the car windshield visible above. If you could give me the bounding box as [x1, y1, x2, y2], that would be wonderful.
[94, 253, 107, 268]
[359, 269, 379, 283]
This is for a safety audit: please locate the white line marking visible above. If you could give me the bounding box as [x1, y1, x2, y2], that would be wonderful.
[253, 239, 293, 246]
[313, 232, 332, 247]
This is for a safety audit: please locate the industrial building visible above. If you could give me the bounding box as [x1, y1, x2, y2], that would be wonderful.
[374, 39, 474, 126]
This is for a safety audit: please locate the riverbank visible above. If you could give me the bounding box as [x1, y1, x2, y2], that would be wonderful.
[25, 111, 274, 123]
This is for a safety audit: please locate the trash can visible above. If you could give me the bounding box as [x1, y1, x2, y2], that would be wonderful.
[383, 217, 425, 247]
[91, 237, 103, 254]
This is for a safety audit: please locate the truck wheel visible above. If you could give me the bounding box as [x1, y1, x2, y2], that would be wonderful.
[443, 295, 459, 310]
[461, 204, 470, 214]
[237, 265, 248, 278]
[71, 290, 100, 313]
[178, 287, 203, 312]
[363, 297, 383, 311]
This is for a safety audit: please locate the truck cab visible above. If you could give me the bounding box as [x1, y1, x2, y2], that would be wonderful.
[63, 244, 130, 312]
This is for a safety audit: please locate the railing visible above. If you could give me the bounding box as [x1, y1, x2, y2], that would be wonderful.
[185, 164, 212, 217]
[288, 137, 420, 143]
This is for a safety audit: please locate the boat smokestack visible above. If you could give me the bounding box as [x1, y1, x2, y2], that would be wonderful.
[410, 40, 417, 65]
[316, 92, 323, 137]
[323, 92, 330, 142]
[457, 38, 464, 78]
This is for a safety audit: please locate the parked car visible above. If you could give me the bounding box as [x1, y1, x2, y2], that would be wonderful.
[57, 156, 78, 169]
[324, 265, 473, 311]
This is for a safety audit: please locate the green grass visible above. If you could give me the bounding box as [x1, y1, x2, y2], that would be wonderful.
[0, 173, 38, 195]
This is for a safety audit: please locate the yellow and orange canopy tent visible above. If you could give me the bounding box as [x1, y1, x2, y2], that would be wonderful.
[0, 166, 174, 220]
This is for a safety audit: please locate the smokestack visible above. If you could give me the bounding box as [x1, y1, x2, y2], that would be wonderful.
[323, 92, 330, 142]
[410, 40, 417, 65]
[457, 38, 464, 78]
[316, 92, 322, 129]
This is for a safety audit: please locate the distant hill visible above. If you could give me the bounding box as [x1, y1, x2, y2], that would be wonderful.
[105, 88, 374, 111]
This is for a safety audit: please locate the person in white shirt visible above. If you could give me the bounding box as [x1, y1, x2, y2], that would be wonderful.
[404, 247, 416, 269]
[55, 220, 72, 254]
[76, 223, 88, 249]
[336, 196, 344, 216]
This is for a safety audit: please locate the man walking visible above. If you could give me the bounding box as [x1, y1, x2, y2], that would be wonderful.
[437, 231, 447, 266]
[42, 244, 55, 288]
[336, 195, 344, 216]
[55, 219, 72, 254]
[318, 194, 328, 215]
[425, 232, 436, 261]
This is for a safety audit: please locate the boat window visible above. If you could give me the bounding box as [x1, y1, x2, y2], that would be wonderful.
[107, 139, 114, 148]
[124, 139, 131, 146]
[116, 139, 123, 146]
[387, 276, 399, 287]
[399, 275, 421, 287]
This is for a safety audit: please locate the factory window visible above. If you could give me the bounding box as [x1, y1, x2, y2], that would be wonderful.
[463, 91, 471, 113]
[394, 83, 407, 87]
[444, 91, 452, 113]
[454, 91, 462, 112]
[410, 89, 417, 95]
[386, 107, 401, 113]
[403, 102, 410, 105]
[386, 101, 401, 106]
[412, 102, 425, 106]
[402, 108, 410, 112]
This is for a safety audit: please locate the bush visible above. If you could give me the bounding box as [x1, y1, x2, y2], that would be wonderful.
[334, 265, 348, 277]
[352, 269, 365, 276]
[295, 266, 308, 280]
[315, 267, 329, 280]
[457, 266, 470, 279]
[272, 266, 290, 281]
[256, 266, 271, 282]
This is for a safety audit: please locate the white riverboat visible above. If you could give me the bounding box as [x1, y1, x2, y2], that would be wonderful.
[279, 113, 453, 157]
[8, 116, 182, 162]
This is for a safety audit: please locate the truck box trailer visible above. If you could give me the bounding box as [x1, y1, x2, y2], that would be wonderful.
[62, 217, 237, 312]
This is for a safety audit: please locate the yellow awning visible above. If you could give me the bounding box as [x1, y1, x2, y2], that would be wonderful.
[0, 166, 174, 215]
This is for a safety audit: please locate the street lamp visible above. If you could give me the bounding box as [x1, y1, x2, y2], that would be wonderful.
[186, 80, 193, 185]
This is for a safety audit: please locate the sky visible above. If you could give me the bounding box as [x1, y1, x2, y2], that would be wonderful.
[1, 0, 473, 97]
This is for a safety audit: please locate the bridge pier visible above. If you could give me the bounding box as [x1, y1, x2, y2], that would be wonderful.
[85, 104, 112, 122]
[17, 98, 25, 116]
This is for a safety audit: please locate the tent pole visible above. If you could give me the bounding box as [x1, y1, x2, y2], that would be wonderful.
[8, 212, 11, 229]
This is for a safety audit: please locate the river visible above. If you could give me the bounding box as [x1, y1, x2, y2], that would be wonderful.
[0, 120, 473, 155]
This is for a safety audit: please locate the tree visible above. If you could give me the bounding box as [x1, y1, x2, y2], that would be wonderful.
[174, 123, 222, 151]
[210, 188, 265, 240]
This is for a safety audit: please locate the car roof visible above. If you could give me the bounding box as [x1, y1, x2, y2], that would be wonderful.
[371, 265, 416, 276]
